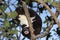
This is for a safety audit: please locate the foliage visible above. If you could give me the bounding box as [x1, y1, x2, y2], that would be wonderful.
[6, 11, 18, 18]
[0, 2, 18, 38]
[0, 4, 7, 11]
[42, 0, 58, 6]
[0, 11, 18, 38]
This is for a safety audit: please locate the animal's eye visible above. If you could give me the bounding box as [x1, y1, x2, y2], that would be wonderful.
[22, 24, 27, 27]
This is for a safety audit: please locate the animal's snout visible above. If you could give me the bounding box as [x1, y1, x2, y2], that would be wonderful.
[24, 30, 29, 35]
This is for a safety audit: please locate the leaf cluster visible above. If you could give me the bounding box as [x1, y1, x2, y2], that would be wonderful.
[0, 11, 18, 38]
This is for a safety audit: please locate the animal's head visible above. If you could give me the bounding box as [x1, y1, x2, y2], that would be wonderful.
[21, 24, 31, 39]
[22, 24, 30, 35]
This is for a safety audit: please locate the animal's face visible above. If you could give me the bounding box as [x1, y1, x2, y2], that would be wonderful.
[22, 26, 30, 35]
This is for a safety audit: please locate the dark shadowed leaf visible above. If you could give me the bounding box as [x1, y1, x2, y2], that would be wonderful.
[0, 5, 7, 11]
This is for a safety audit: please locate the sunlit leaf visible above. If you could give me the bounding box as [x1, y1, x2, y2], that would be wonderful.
[41, 0, 58, 6]
[42, 0, 47, 2]
[7, 11, 18, 18]
[52, 2, 58, 6]
[10, 30, 18, 34]
[4, 19, 10, 27]
[0, 0, 2, 2]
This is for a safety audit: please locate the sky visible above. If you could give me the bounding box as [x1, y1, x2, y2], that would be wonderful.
[0, 0, 60, 40]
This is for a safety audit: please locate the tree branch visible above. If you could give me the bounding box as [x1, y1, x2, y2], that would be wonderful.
[22, 1, 36, 40]
[35, 21, 53, 38]
[34, 0, 60, 38]
[36, 0, 60, 28]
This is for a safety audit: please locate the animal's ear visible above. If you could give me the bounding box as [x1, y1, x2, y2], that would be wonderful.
[21, 24, 27, 28]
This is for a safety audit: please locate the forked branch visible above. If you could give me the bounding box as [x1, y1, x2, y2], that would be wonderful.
[36, 0, 60, 28]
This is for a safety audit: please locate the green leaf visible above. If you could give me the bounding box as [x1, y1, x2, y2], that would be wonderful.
[47, 0, 51, 2]
[52, 2, 58, 6]
[0, 15, 6, 19]
[42, 0, 47, 2]
[41, 0, 58, 6]
[4, 19, 10, 27]
[41, 0, 51, 2]
[10, 30, 18, 34]
[0, 5, 7, 11]
[7, 11, 18, 18]
[43, 27, 46, 31]
[43, 19, 48, 23]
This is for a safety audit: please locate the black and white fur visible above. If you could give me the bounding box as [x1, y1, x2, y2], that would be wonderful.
[15, 7, 42, 39]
